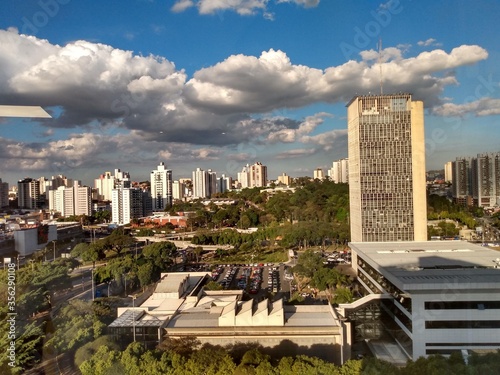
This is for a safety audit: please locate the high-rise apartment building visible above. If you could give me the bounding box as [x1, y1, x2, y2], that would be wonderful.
[172, 180, 185, 201]
[150, 162, 173, 210]
[453, 153, 500, 207]
[444, 161, 453, 183]
[217, 174, 232, 194]
[250, 162, 267, 187]
[329, 158, 349, 184]
[0, 179, 8, 208]
[472, 153, 500, 207]
[112, 187, 144, 225]
[347, 94, 427, 242]
[192, 168, 209, 198]
[49, 182, 92, 217]
[313, 168, 325, 180]
[18, 178, 44, 209]
[94, 169, 130, 201]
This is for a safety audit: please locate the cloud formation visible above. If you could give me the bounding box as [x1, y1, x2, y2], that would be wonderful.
[0, 28, 493, 175]
[432, 98, 500, 117]
[171, 0, 319, 15]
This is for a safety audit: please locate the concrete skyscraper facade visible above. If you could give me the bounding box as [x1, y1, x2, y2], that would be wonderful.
[347, 94, 427, 242]
[17, 178, 43, 209]
[150, 162, 173, 210]
[0, 178, 8, 208]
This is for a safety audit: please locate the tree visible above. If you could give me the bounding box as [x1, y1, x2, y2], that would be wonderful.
[137, 263, 154, 289]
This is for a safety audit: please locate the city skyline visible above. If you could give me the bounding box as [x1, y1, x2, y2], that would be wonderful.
[1, 1, 499, 185]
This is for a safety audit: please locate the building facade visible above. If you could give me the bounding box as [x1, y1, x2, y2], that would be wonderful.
[313, 168, 325, 180]
[49, 182, 92, 217]
[150, 162, 173, 210]
[329, 158, 349, 184]
[347, 94, 427, 242]
[17, 178, 44, 209]
[0, 178, 8, 208]
[343, 241, 500, 360]
[111, 187, 144, 225]
[192, 168, 209, 198]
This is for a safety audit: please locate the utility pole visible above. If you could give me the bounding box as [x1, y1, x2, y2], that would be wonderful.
[91, 268, 95, 301]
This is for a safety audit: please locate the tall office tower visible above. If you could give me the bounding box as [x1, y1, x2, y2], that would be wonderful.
[0, 179, 8, 208]
[17, 178, 43, 209]
[150, 162, 173, 210]
[329, 158, 349, 183]
[277, 173, 291, 186]
[451, 157, 473, 206]
[444, 161, 453, 183]
[313, 168, 325, 180]
[172, 180, 185, 200]
[192, 168, 209, 198]
[112, 187, 143, 225]
[472, 152, 500, 207]
[217, 174, 232, 193]
[250, 162, 267, 187]
[347, 94, 427, 242]
[238, 165, 250, 188]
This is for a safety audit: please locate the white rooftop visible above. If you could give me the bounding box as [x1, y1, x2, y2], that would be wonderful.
[350, 241, 500, 291]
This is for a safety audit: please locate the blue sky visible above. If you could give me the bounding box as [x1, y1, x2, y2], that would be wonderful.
[0, 0, 499, 186]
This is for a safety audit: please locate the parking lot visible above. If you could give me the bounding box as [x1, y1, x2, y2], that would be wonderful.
[209, 263, 293, 299]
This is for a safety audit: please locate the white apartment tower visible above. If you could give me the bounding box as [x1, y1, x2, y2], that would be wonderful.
[313, 168, 325, 180]
[329, 158, 349, 184]
[49, 182, 92, 217]
[192, 168, 209, 198]
[250, 162, 267, 187]
[112, 187, 143, 225]
[347, 94, 427, 242]
[150, 162, 173, 210]
[444, 161, 453, 183]
[172, 180, 185, 201]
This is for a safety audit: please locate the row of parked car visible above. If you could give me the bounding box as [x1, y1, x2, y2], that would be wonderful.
[267, 267, 280, 293]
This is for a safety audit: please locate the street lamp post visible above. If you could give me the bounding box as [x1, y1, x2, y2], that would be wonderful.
[128, 294, 137, 342]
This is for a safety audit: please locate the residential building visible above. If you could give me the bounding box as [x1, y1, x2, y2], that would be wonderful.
[250, 162, 267, 187]
[347, 94, 427, 242]
[472, 152, 500, 207]
[172, 180, 185, 201]
[94, 169, 130, 201]
[48, 182, 92, 217]
[329, 158, 349, 184]
[111, 187, 143, 225]
[94, 171, 115, 201]
[313, 168, 325, 180]
[451, 157, 473, 206]
[0, 178, 8, 208]
[444, 161, 453, 183]
[216, 174, 232, 194]
[18, 178, 44, 209]
[237, 165, 250, 189]
[150, 162, 173, 210]
[192, 168, 209, 198]
[207, 169, 217, 197]
[277, 173, 291, 186]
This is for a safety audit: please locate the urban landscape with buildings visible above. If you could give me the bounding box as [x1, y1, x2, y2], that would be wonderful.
[2, 1, 500, 375]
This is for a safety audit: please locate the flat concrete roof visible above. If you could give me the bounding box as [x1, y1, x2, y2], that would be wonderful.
[350, 241, 500, 291]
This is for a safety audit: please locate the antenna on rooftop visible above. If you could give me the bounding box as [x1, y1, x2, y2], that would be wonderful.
[378, 38, 383, 95]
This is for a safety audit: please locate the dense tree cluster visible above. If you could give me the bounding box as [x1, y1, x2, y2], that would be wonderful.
[0, 258, 77, 374]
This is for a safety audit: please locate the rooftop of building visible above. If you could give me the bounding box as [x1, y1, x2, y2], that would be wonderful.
[350, 241, 500, 291]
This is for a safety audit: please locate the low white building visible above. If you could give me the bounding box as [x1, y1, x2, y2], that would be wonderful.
[339, 241, 500, 362]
